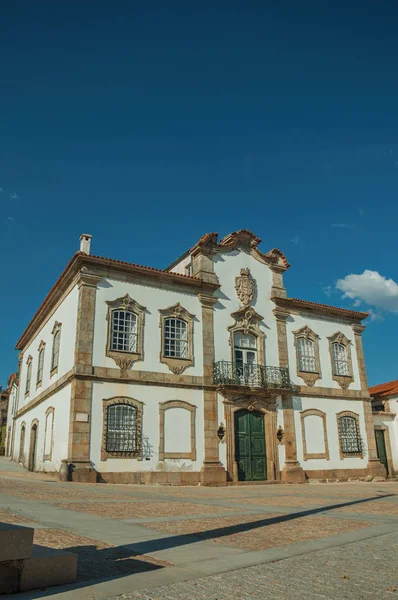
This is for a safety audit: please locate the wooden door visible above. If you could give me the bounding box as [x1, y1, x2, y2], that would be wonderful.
[375, 429, 388, 476]
[235, 410, 267, 481]
[29, 425, 38, 472]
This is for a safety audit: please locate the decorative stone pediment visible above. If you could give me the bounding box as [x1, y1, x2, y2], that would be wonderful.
[235, 268, 255, 307]
[158, 303, 195, 322]
[106, 294, 145, 314]
[292, 325, 321, 387]
[229, 306, 263, 335]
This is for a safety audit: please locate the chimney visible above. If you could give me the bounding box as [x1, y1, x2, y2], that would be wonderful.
[79, 234, 92, 255]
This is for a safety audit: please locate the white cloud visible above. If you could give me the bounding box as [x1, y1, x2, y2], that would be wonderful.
[0, 188, 3, 193]
[322, 285, 332, 298]
[290, 235, 301, 245]
[331, 223, 354, 229]
[7, 216, 15, 222]
[10, 192, 18, 199]
[336, 270, 398, 313]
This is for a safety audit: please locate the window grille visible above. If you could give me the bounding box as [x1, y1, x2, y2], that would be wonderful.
[332, 342, 349, 376]
[52, 331, 60, 370]
[297, 337, 316, 372]
[111, 310, 138, 352]
[164, 318, 188, 358]
[106, 404, 138, 452]
[25, 362, 32, 394]
[339, 416, 361, 454]
[37, 348, 45, 384]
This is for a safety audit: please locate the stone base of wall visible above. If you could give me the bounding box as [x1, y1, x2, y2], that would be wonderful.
[304, 467, 383, 480]
[98, 471, 201, 486]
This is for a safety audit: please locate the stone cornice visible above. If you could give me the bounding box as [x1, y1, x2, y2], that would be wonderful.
[16, 252, 219, 352]
[272, 296, 369, 322]
[295, 385, 371, 400]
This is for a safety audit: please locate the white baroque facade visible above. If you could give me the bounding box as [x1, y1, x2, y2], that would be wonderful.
[7, 230, 388, 484]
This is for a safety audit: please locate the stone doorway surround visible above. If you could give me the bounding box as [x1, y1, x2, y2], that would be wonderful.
[222, 394, 279, 483]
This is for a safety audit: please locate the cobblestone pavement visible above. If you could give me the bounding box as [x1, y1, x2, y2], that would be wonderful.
[0, 458, 397, 599]
[106, 531, 398, 600]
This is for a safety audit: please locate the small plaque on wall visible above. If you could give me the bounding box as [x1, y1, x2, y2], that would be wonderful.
[75, 413, 89, 422]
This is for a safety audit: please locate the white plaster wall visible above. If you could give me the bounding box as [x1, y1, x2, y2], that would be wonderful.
[12, 384, 71, 472]
[304, 415, 326, 454]
[90, 381, 205, 472]
[373, 413, 398, 473]
[285, 313, 361, 390]
[18, 285, 79, 408]
[93, 278, 203, 376]
[293, 396, 368, 471]
[213, 250, 279, 367]
[276, 396, 285, 469]
[164, 408, 191, 453]
[169, 255, 192, 275]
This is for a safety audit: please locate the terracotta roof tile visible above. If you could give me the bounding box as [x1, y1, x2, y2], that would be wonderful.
[369, 380, 398, 398]
[274, 297, 369, 319]
[87, 253, 201, 281]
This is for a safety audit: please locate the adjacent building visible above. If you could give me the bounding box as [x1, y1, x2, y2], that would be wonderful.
[6, 230, 387, 484]
[370, 380, 398, 478]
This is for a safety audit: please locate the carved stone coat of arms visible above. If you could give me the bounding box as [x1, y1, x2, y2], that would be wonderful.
[235, 268, 255, 307]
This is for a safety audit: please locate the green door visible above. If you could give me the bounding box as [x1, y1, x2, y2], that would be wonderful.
[375, 429, 388, 476]
[235, 410, 267, 481]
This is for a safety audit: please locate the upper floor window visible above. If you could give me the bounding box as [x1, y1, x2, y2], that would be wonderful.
[111, 310, 138, 353]
[36, 342, 45, 386]
[331, 342, 349, 376]
[51, 322, 62, 374]
[105, 295, 146, 369]
[293, 326, 321, 387]
[234, 332, 256, 366]
[25, 357, 32, 396]
[106, 403, 138, 453]
[159, 303, 195, 374]
[328, 332, 353, 390]
[164, 318, 187, 358]
[337, 412, 362, 457]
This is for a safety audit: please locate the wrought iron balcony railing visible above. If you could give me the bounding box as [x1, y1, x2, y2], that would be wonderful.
[213, 361, 292, 389]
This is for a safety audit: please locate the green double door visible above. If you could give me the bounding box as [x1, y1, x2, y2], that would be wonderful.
[375, 429, 388, 476]
[235, 410, 267, 481]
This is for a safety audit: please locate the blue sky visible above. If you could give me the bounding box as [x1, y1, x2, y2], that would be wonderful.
[1, 1, 398, 387]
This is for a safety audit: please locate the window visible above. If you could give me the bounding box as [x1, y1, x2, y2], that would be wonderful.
[51, 322, 62, 374]
[293, 326, 321, 386]
[332, 343, 349, 376]
[159, 303, 195, 374]
[111, 310, 138, 352]
[19, 423, 26, 462]
[106, 295, 145, 369]
[25, 358, 32, 395]
[44, 407, 54, 461]
[234, 332, 256, 365]
[106, 403, 138, 452]
[338, 414, 361, 456]
[164, 318, 188, 358]
[328, 332, 353, 389]
[36, 342, 45, 386]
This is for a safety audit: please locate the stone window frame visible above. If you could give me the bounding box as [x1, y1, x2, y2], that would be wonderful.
[293, 326, 321, 387]
[25, 356, 32, 397]
[336, 410, 363, 459]
[228, 306, 266, 366]
[36, 341, 46, 389]
[50, 322, 62, 377]
[43, 407, 55, 462]
[159, 303, 195, 374]
[328, 332, 354, 389]
[374, 425, 393, 477]
[158, 400, 197, 461]
[300, 409, 329, 460]
[101, 397, 143, 461]
[105, 294, 146, 370]
[19, 421, 26, 463]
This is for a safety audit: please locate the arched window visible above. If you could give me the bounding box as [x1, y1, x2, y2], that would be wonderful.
[106, 403, 138, 452]
[111, 310, 138, 352]
[297, 337, 316, 372]
[19, 424, 26, 462]
[163, 318, 188, 358]
[338, 414, 361, 456]
[25, 358, 32, 395]
[44, 408, 54, 461]
[51, 322, 62, 374]
[332, 342, 349, 376]
[36, 342, 45, 385]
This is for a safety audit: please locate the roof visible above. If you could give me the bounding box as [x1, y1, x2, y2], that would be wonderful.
[15, 252, 218, 351]
[369, 380, 398, 398]
[272, 296, 369, 320]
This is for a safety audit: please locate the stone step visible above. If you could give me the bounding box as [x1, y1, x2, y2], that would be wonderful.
[0, 545, 78, 594]
[0, 523, 34, 562]
[20, 545, 78, 592]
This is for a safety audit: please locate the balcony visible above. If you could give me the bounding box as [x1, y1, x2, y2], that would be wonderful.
[213, 361, 293, 390]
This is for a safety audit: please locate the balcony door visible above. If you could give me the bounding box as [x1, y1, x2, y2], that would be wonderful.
[235, 409, 267, 481]
[234, 332, 257, 385]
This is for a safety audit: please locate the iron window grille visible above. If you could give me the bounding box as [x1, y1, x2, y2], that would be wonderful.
[163, 318, 188, 358]
[338, 416, 361, 455]
[106, 404, 138, 452]
[111, 310, 138, 353]
[25, 362, 32, 394]
[332, 342, 349, 376]
[37, 348, 45, 384]
[297, 337, 316, 372]
[52, 331, 60, 370]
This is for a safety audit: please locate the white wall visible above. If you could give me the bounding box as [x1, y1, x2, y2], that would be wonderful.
[5, 382, 19, 456]
[285, 313, 361, 390]
[169, 255, 192, 275]
[19, 285, 79, 408]
[213, 250, 279, 367]
[12, 384, 71, 472]
[93, 278, 203, 375]
[217, 393, 227, 468]
[90, 381, 205, 472]
[293, 396, 368, 471]
[374, 409, 398, 473]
